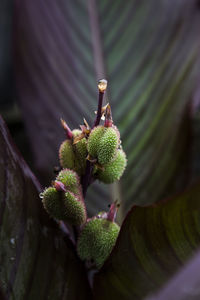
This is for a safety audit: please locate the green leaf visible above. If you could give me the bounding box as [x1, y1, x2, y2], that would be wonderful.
[93, 182, 200, 299]
[14, 0, 200, 216]
[0, 116, 91, 299]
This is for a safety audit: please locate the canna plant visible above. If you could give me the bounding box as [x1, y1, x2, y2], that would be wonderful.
[1, 1, 200, 300]
[41, 79, 126, 269]
[1, 77, 200, 300]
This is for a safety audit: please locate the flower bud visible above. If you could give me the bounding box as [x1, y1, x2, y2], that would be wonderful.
[77, 214, 120, 269]
[96, 149, 127, 183]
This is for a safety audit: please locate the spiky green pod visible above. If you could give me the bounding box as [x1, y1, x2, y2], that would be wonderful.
[42, 187, 66, 220]
[63, 191, 86, 225]
[97, 149, 127, 183]
[87, 126, 120, 165]
[72, 129, 87, 175]
[41, 187, 86, 225]
[77, 217, 120, 269]
[59, 130, 87, 176]
[97, 127, 119, 165]
[87, 126, 105, 158]
[59, 140, 75, 170]
[56, 169, 80, 195]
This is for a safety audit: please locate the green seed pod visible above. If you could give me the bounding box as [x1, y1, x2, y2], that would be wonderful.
[72, 129, 87, 175]
[59, 140, 75, 169]
[63, 191, 86, 225]
[42, 187, 66, 220]
[77, 217, 120, 269]
[59, 130, 87, 176]
[41, 187, 86, 225]
[87, 126, 120, 165]
[56, 169, 80, 195]
[97, 127, 119, 165]
[96, 149, 127, 183]
[87, 126, 105, 158]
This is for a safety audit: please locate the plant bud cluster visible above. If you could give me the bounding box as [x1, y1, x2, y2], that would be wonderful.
[60, 123, 126, 184]
[88, 125, 127, 183]
[40, 80, 127, 269]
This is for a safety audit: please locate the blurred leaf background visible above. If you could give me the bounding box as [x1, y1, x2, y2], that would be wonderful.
[1, 0, 200, 221]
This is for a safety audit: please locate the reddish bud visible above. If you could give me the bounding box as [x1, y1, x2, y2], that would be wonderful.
[104, 104, 113, 127]
[54, 181, 66, 192]
[61, 118, 73, 139]
[107, 201, 120, 222]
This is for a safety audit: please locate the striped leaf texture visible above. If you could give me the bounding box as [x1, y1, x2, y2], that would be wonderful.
[93, 182, 200, 300]
[0, 116, 91, 299]
[14, 0, 200, 217]
[147, 249, 200, 300]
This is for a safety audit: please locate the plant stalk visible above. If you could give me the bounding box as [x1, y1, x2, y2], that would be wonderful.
[82, 83, 106, 197]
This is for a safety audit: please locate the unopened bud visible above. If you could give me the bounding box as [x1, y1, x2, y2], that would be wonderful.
[107, 201, 120, 222]
[104, 104, 113, 127]
[54, 180, 66, 192]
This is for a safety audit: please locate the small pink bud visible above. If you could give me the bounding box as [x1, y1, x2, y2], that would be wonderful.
[107, 201, 120, 222]
[104, 104, 113, 127]
[54, 181, 66, 192]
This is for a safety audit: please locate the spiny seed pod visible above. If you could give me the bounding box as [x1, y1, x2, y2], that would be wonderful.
[59, 140, 75, 170]
[42, 187, 66, 220]
[59, 129, 87, 176]
[87, 126, 120, 165]
[77, 216, 120, 269]
[87, 126, 105, 158]
[56, 169, 81, 195]
[96, 149, 127, 183]
[72, 129, 87, 175]
[41, 187, 86, 225]
[97, 127, 119, 165]
[63, 191, 86, 225]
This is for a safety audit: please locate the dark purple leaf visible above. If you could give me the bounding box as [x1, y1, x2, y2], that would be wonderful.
[0, 115, 91, 299]
[93, 182, 200, 299]
[146, 250, 200, 300]
[14, 0, 200, 218]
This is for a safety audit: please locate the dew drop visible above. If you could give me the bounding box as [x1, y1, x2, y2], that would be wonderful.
[10, 257, 15, 261]
[98, 79, 107, 92]
[10, 238, 16, 248]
